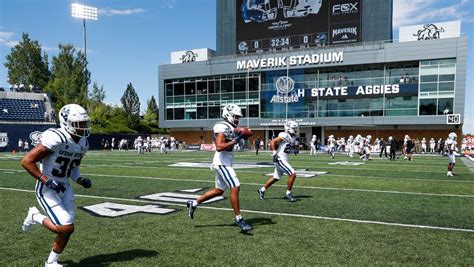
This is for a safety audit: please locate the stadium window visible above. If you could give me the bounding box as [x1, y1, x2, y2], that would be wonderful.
[419, 99, 437, 115]
[249, 105, 259, 117]
[197, 107, 207, 119]
[221, 79, 233, 93]
[166, 83, 173, 97]
[419, 83, 437, 93]
[208, 106, 220, 118]
[174, 108, 184, 120]
[185, 111, 196, 120]
[196, 81, 208, 94]
[174, 83, 184, 96]
[185, 81, 196, 95]
[438, 82, 455, 92]
[249, 78, 259, 91]
[437, 98, 453, 115]
[234, 78, 246, 92]
[166, 109, 173, 120]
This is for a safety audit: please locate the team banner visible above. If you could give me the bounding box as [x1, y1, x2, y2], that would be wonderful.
[261, 83, 418, 104]
[399, 20, 461, 42]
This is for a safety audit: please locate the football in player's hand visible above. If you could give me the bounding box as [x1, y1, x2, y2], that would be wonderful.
[235, 127, 253, 138]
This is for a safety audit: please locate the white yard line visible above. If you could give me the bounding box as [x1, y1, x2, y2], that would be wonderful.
[3, 168, 471, 198]
[2, 186, 473, 233]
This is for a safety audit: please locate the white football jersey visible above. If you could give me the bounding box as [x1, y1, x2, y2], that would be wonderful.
[328, 137, 335, 147]
[40, 127, 89, 183]
[446, 139, 457, 155]
[276, 132, 297, 161]
[212, 121, 236, 166]
[310, 137, 316, 146]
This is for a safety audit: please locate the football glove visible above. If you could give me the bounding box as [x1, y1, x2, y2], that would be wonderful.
[233, 131, 245, 144]
[78, 177, 92, 188]
[45, 178, 66, 193]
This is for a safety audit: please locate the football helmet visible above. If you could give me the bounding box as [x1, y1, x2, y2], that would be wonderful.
[241, 0, 277, 23]
[59, 104, 90, 137]
[448, 132, 457, 141]
[366, 135, 372, 141]
[312, 135, 316, 138]
[222, 104, 242, 127]
[284, 120, 299, 135]
[282, 0, 322, 18]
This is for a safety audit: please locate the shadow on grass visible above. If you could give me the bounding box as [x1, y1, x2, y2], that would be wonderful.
[264, 195, 313, 201]
[193, 217, 275, 233]
[62, 249, 158, 266]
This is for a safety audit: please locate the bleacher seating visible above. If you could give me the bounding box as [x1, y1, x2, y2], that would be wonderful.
[0, 98, 47, 121]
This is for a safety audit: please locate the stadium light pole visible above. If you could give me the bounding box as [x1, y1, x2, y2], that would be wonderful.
[71, 3, 97, 104]
[71, 3, 98, 60]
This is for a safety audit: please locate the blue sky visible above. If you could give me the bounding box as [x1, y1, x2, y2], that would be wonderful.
[0, 0, 473, 132]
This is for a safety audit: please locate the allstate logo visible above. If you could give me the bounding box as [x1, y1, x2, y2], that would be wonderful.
[271, 76, 303, 103]
[275, 76, 295, 94]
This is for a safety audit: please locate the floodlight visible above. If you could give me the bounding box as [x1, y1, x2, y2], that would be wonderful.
[71, 3, 98, 20]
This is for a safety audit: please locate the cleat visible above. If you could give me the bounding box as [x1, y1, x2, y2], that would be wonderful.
[285, 192, 297, 202]
[234, 218, 252, 231]
[22, 207, 40, 233]
[257, 188, 265, 200]
[45, 261, 63, 267]
[186, 200, 196, 220]
[447, 172, 454, 177]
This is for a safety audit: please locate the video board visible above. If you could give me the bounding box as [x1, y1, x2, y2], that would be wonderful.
[236, 0, 362, 54]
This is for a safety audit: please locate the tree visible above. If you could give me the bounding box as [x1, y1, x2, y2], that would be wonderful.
[4, 33, 50, 90]
[45, 44, 90, 109]
[121, 82, 140, 129]
[144, 95, 158, 126]
[89, 81, 106, 103]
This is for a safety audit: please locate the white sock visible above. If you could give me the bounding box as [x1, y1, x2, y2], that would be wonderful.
[192, 200, 198, 207]
[260, 187, 266, 192]
[47, 250, 61, 263]
[286, 190, 291, 195]
[235, 214, 243, 221]
[447, 171, 452, 175]
[33, 213, 47, 224]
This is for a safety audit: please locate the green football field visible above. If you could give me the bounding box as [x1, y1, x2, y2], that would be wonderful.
[1, 150, 474, 265]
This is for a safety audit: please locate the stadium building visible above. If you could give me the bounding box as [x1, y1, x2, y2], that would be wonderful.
[158, 0, 468, 146]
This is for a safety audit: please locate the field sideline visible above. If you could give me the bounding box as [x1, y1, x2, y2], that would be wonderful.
[1, 150, 473, 265]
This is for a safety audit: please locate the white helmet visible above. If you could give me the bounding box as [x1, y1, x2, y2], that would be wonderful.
[284, 120, 299, 135]
[388, 136, 393, 141]
[349, 135, 353, 139]
[59, 104, 90, 137]
[448, 132, 457, 140]
[312, 135, 316, 138]
[366, 135, 372, 141]
[222, 104, 242, 127]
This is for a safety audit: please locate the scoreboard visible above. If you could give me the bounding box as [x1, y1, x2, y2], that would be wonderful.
[236, 0, 362, 54]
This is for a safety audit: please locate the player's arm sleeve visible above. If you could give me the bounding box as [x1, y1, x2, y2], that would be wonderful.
[213, 123, 228, 135]
[40, 129, 64, 151]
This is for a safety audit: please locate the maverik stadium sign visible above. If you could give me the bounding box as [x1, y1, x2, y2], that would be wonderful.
[236, 52, 343, 70]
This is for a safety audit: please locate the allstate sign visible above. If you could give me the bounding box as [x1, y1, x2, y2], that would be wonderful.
[270, 76, 304, 103]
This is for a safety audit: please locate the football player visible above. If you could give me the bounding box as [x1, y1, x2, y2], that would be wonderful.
[327, 134, 335, 158]
[310, 134, 317, 156]
[447, 132, 458, 177]
[20, 104, 92, 267]
[347, 135, 354, 158]
[429, 138, 436, 153]
[258, 120, 299, 202]
[186, 104, 252, 232]
[421, 138, 427, 154]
